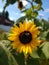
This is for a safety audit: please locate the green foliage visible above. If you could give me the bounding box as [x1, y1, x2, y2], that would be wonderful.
[0, 46, 9, 65]
[0, 41, 18, 65]
[30, 49, 40, 58]
[26, 8, 33, 20]
[34, 18, 42, 26]
[16, 16, 26, 23]
[0, 32, 8, 40]
[7, 0, 17, 4]
[27, 57, 40, 65]
[26, 8, 38, 20]
[32, 4, 42, 11]
[42, 42, 49, 59]
[46, 31, 49, 41]
[33, 0, 42, 4]
[13, 53, 25, 65]
[2, 0, 4, 2]
[0, 39, 49, 65]
[4, 0, 18, 10]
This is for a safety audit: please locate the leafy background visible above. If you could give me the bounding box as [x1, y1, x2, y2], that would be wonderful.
[0, 0, 49, 65]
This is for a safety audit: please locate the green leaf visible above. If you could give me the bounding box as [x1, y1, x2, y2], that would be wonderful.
[0, 42, 18, 65]
[39, 31, 48, 40]
[9, 0, 17, 4]
[27, 57, 40, 65]
[37, 45, 46, 60]
[42, 42, 49, 59]
[0, 40, 11, 50]
[0, 33, 8, 40]
[32, 4, 42, 11]
[2, 0, 4, 2]
[26, 8, 38, 20]
[46, 32, 49, 41]
[41, 19, 49, 30]
[34, 18, 41, 26]
[33, 0, 42, 4]
[30, 49, 40, 58]
[0, 46, 9, 65]
[32, 11, 38, 18]
[16, 16, 26, 24]
[4, 0, 18, 10]
[13, 53, 25, 65]
[6, 0, 18, 4]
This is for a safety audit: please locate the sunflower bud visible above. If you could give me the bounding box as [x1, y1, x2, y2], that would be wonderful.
[18, 0, 23, 10]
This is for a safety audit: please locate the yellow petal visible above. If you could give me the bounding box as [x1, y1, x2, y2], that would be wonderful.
[23, 20, 27, 30]
[28, 46, 32, 54]
[19, 46, 24, 53]
[11, 26, 19, 33]
[27, 22, 34, 30]
[19, 22, 25, 32]
[25, 46, 29, 54]
[33, 27, 39, 32]
[29, 25, 36, 32]
[8, 34, 17, 37]
[8, 36, 16, 41]
[22, 46, 26, 53]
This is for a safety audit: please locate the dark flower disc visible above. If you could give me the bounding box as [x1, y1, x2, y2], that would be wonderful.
[19, 31, 32, 44]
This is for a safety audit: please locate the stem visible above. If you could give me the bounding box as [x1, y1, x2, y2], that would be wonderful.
[26, 0, 34, 10]
[25, 58, 27, 65]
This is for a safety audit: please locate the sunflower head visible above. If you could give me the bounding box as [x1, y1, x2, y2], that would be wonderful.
[8, 20, 41, 56]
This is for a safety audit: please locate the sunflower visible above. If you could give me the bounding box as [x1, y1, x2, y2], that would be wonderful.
[8, 20, 41, 55]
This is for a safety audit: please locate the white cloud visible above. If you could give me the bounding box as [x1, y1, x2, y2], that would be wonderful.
[39, 13, 44, 17]
[45, 9, 49, 13]
[16, 13, 19, 15]
[0, 8, 3, 12]
[9, 17, 14, 20]
[22, 0, 28, 6]
[21, 13, 26, 16]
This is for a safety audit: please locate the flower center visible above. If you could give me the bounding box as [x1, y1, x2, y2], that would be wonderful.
[19, 31, 32, 44]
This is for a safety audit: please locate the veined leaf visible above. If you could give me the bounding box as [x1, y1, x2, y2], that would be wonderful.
[42, 42, 49, 59]
[30, 49, 40, 58]
[32, 4, 42, 11]
[0, 42, 18, 65]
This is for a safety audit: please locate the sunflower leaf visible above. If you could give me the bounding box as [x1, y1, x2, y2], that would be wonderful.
[30, 49, 40, 58]
[0, 42, 18, 65]
[42, 42, 49, 59]
[33, 0, 42, 4]
[27, 57, 40, 65]
[12, 53, 25, 65]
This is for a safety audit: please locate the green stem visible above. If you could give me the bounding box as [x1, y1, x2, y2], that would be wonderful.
[25, 58, 27, 65]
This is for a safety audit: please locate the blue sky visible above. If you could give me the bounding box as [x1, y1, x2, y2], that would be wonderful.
[0, 0, 49, 21]
[38, 0, 49, 20]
